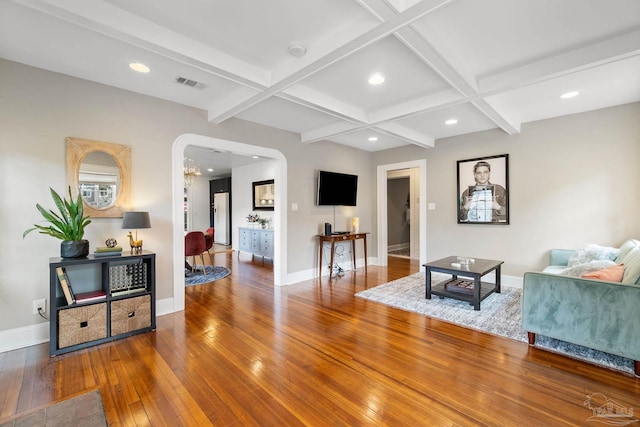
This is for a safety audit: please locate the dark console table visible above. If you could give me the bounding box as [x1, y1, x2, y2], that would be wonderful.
[317, 233, 368, 278]
[424, 256, 503, 310]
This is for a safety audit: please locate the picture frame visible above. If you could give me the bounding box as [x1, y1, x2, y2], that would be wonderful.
[457, 154, 509, 224]
[252, 179, 275, 211]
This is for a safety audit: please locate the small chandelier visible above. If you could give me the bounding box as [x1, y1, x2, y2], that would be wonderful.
[183, 158, 201, 187]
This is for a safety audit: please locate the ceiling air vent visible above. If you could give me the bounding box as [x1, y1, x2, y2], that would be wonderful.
[175, 76, 207, 90]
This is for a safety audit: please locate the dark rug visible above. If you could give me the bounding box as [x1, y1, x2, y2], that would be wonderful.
[356, 272, 635, 375]
[185, 265, 230, 286]
[0, 390, 107, 427]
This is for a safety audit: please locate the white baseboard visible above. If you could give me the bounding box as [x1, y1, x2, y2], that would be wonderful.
[388, 243, 410, 252]
[0, 322, 49, 353]
[285, 256, 378, 285]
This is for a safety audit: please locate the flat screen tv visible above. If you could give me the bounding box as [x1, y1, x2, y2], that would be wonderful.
[317, 170, 358, 206]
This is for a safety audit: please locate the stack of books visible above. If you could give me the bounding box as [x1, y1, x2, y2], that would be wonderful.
[94, 246, 123, 257]
[56, 266, 107, 305]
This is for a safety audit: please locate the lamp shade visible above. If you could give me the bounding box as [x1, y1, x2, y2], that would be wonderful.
[122, 211, 151, 229]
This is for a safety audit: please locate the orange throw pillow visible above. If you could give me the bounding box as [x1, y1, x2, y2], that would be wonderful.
[581, 264, 624, 282]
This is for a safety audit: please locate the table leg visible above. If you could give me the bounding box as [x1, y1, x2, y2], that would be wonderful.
[329, 241, 335, 279]
[425, 267, 432, 299]
[473, 275, 481, 310]
[351, 239, 356, 270]
[363, 235, 368, 271]
[495, 265, 502, 293]
[319, 239, 324, 277]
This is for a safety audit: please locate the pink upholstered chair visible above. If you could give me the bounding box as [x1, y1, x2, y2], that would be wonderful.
[185, 231, 207, 274]
[204, 227, 214, 257]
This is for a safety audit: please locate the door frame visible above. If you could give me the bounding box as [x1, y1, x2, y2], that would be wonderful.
[377, 159, 427, 267]
[172, 134, 288, 312]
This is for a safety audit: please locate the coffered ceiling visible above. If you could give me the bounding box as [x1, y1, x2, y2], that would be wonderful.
[1, 0, 639, 153]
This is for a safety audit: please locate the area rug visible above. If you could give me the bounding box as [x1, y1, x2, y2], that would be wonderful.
[356, 272, 635, 375]
[185, 266, 231, 286]
[0, 390, 107, 427]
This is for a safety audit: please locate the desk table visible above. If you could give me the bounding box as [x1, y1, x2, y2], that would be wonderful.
[317, 233, 368, 278]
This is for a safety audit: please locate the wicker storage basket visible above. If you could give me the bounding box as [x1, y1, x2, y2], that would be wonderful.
[58, 303, 107, 348]
[110, 294, 151, 335]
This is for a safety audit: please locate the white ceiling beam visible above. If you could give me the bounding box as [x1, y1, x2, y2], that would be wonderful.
[374, 123, 435, 148]
[14, 0, 270, 88]
[355, 0, 477, 95]
[301, 122, 363, 144]
[278, 85, 370, 124]
[471, 99, 521, 134]
[300, 89, 459, 145]
[369, 88, 463, 123]
[479, 29, 640, 95]
[207, 0, 454, 124]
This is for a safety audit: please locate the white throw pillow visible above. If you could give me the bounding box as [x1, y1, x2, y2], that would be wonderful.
[568, 244, 620, 267]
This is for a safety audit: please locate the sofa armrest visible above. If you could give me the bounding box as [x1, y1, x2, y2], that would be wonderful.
[522, 272, 640, 361]
[548, 249, 575, 266]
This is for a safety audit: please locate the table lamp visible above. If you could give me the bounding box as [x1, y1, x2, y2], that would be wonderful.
[122, 211, 151, 253]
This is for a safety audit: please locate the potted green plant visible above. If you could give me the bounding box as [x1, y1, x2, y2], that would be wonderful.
[23, 186, 92, 258]
[258, 217, 269, 229]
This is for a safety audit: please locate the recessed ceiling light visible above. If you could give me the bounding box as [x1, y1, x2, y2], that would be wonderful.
[560, 91, 580, 99]
[368, 73, 385, 85]
[368, 136, 378, 142]
[129, 62, 150, 73]
[445, 118, 458, 125]
[207, 168, 214, 172]
[252, 155, 260, 159]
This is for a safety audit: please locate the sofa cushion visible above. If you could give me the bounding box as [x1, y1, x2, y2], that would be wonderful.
[581, 264, 624, 282]
[543, 265, 568, 275]
[620, 246, 640, 284]
[615, 239, 640, 264]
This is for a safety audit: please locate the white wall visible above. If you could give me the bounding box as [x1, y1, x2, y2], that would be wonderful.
[232, 160, 277, 250]
[185, 174, 211, 233]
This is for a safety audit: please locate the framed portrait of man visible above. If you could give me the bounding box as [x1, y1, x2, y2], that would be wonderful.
[457, 154, 509, 224]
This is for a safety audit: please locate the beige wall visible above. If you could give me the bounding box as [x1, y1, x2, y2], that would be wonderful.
[373, 102, 640, 276]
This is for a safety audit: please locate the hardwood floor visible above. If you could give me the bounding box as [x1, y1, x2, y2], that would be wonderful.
[1, 253, 639, 426]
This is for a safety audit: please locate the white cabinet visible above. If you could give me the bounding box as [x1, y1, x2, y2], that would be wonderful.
[238, 227, 274, 262]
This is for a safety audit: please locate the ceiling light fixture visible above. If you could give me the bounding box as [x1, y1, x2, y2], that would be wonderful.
[287, 42, 307, 58]
[368, 137, 378, 142]
[129, 62, 150, 73]
[183, 158, 201, 187]
[445, 118, 458, 125]
[560, 91, 580, 99]
[368, 73, 385, 85]
[207, 168, 214, 172]
[252, 155, 260, 159]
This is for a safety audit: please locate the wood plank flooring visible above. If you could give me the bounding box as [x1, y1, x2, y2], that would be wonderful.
[1, 252, 639, 426]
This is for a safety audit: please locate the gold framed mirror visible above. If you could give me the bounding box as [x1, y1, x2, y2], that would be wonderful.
[66, 137, 131, 218]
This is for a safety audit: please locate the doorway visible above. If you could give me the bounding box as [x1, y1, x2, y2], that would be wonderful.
[376, 159, 427, 267]
[172, 134, 288, 313]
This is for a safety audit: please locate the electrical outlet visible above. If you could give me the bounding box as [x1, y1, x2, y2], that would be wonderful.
[33, 298, 46, 315]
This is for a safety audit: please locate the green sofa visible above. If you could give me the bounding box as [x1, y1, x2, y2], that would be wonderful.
[522, 239, 640, 376]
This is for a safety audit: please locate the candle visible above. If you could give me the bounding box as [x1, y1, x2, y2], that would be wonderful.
[352, 217, 360, 233]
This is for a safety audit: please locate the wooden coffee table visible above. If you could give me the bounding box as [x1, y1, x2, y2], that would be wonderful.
[424, 256, 504, 310]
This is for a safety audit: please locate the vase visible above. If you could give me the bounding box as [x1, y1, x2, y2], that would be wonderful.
[60, 239, 89, 258]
